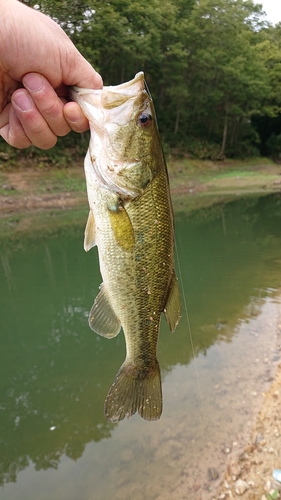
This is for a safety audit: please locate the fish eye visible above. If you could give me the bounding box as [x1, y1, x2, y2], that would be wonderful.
[137, 112, 152, 128]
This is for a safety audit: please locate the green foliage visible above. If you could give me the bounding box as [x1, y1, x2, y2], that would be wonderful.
[266, 490, 279, 500]
[266, 132, 281, 161]
[0, 131, 89, 169]
[14, 0, 281, 162]
[185, 138, 222, 160]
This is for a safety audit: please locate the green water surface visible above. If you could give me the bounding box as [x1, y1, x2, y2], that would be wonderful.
[1, 193, 281, 499]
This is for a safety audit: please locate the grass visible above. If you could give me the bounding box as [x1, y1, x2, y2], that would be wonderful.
[167, 157, 281, 193]
[213, 170, 264, 178]
[37, 169, 86, 193]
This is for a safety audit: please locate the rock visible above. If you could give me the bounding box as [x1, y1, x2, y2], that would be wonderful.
[192, 483, 201, 492]
[222, 446, 232, 454]
[234, 479, 249, 495]
[255, 434, 265, 445]
[208, 467, 219, 481]
[264, 480, 272, 493]
[228, 461, 241, 479]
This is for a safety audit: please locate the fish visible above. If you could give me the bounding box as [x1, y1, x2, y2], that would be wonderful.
[70, 72, 180, 422]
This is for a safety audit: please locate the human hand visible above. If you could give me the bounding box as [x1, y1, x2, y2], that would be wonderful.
[0, 0, 102, 149]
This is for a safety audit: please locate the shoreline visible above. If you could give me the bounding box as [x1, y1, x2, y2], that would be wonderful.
[1, 159, 281, 223]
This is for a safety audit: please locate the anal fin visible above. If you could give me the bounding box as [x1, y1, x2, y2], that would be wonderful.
[89, 284, 121, 339]
[164, 270, 181, 332]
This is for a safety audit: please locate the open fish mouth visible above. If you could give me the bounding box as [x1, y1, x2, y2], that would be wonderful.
[70, 72, 153, 197]
[70, 71, 145, 114]
[71, 71, 144, 96]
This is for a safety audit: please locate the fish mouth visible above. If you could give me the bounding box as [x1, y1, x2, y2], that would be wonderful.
[70, 72, 148, 132]
[70, 72, 145, 110]
[70, 72, 151, 198]
[71, 71, 144, 94]
[103, 71, 144, 97]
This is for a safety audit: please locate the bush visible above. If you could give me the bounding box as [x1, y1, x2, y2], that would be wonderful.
[185, 138, 222, 160]
[0, 131, 89, 169]
[225, 141, 260, 159]
[266, 133, 281, 161]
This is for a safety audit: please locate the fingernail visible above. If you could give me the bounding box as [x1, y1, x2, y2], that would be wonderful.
[24, 73, 44, 92]
[12, 91, 32, 112]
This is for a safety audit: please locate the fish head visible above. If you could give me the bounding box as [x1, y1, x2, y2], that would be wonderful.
[70, 72, 163, 198]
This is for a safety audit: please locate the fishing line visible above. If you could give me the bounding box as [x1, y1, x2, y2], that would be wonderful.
[174, 238, 211, 445]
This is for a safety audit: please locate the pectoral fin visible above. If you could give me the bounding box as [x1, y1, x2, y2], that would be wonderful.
[89, 284, 121, 338]
[164, 270, 181, 332]
[108, 201, 135, 251]
[84, 210, 96, 252]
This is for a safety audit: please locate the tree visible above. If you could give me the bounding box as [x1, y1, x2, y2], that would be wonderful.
[170, 0, 270, 156]
[11, 0, 281, 159]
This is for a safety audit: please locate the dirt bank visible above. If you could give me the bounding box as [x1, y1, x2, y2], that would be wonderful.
[0, 168, 87, 215]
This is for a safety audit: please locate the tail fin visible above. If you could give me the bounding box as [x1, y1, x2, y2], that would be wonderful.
[104, 360, 162, 422]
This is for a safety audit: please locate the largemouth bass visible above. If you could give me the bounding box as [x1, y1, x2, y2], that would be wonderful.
[71, 72, 180, 422]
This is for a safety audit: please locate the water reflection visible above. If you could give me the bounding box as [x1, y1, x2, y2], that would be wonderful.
[1, 193, 281, 498]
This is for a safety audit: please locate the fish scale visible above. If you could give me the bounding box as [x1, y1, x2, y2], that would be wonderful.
[70, 72, 181, 421]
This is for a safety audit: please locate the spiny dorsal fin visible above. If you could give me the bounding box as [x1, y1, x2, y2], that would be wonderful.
[164, 270, 181, 332]
[84, 210, 96, 252]
[89, 284, 121, 339]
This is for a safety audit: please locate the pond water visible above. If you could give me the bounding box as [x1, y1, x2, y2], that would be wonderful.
[1, 193, 281, 500]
